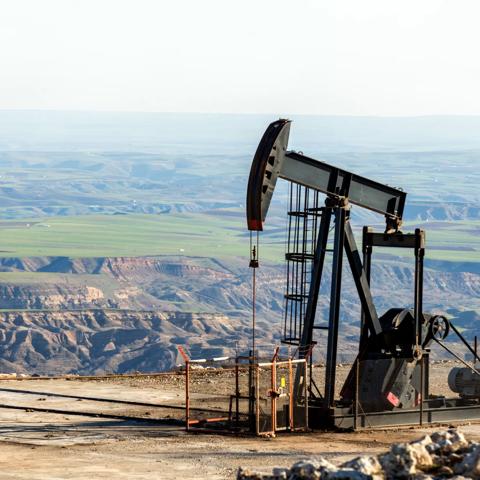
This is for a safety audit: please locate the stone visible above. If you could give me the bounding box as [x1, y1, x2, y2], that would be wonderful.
[324, 470, 374, 480]
[436, 465, 454, 476]
[430, 429, 468, 454]
[237, 431, 480, 480]
[340, 456, 383, 477]
[272, 467, 288, 479]
[237, 467, 265, 480]
[316, 458, 338, 471]
[454, 443, 480, 477]
[289, 460, 323, 479]
[412, 435, 433, 449]
[380, 441, 432, 479]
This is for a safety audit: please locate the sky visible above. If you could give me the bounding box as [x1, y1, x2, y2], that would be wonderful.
[1, 0, 480, 116]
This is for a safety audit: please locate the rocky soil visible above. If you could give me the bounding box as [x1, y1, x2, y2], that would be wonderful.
[0, 310, 272, 376]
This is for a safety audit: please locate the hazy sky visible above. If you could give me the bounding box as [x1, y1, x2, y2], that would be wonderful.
[1, 0, 480, 115]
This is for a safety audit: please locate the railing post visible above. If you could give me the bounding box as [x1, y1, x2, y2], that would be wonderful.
[420, 356, 424, 426]
[235, 359, 240, 428]
[354, 358, 359, 430]
[289, 358, 294, 430]
[185, 360, 190, 432]
[255, 365, 260, 435]
[304, 359, 309, 430]
[271, 358, 277, 433]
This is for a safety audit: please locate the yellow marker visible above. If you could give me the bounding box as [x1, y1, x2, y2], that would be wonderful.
[280, 377, 286, 388]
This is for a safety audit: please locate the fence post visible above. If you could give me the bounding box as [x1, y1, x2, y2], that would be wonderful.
[271, 358, 277, 433]
[235, 358, 240, 428]
[185, 360, 190, 432]
[289, 358, 294, 431]
[420, 355, 424, 426]
[255, 364, 260, 435]
[304, 359, 309, 431]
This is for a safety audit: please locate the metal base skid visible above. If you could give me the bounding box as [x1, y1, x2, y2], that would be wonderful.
[309, 398, 480, 430]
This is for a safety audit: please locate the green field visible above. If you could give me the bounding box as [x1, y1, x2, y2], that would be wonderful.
[0, 213, 284, 262]
[0, 213, 477, 266]
[389, 220, 480, 264]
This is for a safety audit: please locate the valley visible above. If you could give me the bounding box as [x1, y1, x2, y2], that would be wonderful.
[0, 253, 476, 375]
[0, 112, 477, 375]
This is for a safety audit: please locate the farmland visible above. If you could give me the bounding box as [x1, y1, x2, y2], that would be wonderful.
[0, 213, 476, 267]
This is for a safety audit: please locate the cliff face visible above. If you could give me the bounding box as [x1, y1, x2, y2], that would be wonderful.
[0, 284, 105, 309]
[0, 255, 477, 375]
[0, 256, 285, 375]
[0, 310, 254, 376]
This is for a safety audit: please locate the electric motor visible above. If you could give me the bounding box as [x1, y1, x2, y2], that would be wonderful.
[448, 367, 480, 398]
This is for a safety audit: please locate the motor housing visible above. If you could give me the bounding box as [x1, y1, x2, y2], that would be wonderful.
[448, 367, 480, 399]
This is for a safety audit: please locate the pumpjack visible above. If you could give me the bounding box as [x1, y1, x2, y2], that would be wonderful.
[246, 119, 480, 429]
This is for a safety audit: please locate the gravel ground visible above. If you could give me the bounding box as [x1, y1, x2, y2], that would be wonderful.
[0, 361, 476, 479]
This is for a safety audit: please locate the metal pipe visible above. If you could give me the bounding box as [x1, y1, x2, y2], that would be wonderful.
[248, 350, 255, 433]
[304, 360, 309, 431]
[434, 338, 480, 377]
[271, 358, 277, 432]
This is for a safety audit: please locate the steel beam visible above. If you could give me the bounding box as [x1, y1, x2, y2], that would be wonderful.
[344, 221, 382, 337]
[280, 152, 406, 220]
[324, 207, 346, 407]
[360, 226, 373, 349]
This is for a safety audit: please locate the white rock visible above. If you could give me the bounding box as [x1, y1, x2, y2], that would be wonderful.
[430, 429, 468, 453]
[341, 456, 382, 476]
[316, 458, 338, 471]
[380, 441, 432, 479]
[289, 460, 323, 479]
[411, 435, 433, 449]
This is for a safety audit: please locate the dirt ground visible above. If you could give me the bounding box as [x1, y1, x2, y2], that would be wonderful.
[0, 361, 477, 480]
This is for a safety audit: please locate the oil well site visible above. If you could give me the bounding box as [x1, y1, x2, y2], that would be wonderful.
[2, 2, 480, 477]
[0, 116, 478, 480]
